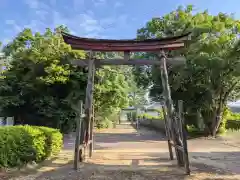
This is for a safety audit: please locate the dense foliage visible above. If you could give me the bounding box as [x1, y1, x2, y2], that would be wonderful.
[134, 5, 240, 136]
[0, 27, 131, 132]
[0, 125, 62, 168]
[1, 5, 240, 137]
[94, 65, 130, 127]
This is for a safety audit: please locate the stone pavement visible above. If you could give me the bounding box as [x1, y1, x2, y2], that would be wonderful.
[4, 123, 240, 180]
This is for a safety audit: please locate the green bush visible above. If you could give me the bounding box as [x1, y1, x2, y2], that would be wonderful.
[34, 126, 63, 157]
[0, 125, 63, 168]
[226, 120, 240, 131]
[223, 107, 240, 131]
[218, 126, 227, 134]
[186, 125, 205, 137]
[138, 113, 163, 120]
[95, 117, 113, 129]
[228, 113, 240, 121]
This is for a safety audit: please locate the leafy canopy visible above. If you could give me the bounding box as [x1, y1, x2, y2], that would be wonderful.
[135, 5, 240, 135]
[0, 26, 133, 132]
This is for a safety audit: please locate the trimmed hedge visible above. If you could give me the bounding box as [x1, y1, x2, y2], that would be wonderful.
[0, 125, 63, 168]
[224, 108, 240, 131]
[95, 118, 113, 129]
[33, 126, 63, 158]
[139, 118, 166, 133]
[226, 120, 240, 131]
[138, 113, 164, 120]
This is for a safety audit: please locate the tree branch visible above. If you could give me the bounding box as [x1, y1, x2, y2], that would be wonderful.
[223, 81, 239, 103]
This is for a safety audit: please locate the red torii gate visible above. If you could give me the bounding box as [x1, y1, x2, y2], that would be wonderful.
[62, 32, 191, 174]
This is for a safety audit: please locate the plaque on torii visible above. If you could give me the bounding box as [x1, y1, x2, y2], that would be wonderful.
[62, 32, 191, 174]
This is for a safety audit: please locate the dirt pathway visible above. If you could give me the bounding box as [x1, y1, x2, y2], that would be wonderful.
[4, 123, 240, 180]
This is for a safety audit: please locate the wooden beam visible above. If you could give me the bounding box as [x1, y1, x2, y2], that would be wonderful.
[73, 100, 83, 170]
[162, 105, 174, 160]
[169, 143, 184, 152]
[89, 106, 94, 157]
[69, 42, 185, 52]
[62, 32, 190, 52]
[158, 51, 182, 166]
[84, 53, 95, 160]
[124, 51, 130, 60]
[178, 100, 190, 175]
[71, 57, 186, 67]
[79, 117, 85, 162]
[78, 140, 93, 150]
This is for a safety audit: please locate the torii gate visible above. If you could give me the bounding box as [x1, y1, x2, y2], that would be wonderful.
[62, 32, 191, 174]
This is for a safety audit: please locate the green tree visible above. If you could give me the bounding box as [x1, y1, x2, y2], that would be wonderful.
[135, 5, 240, 136]
[0, 26, 132, 132]
[0, 27, 86, 132]
[94, 66, 130, 127]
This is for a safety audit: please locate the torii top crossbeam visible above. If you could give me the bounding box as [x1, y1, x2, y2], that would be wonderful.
[62, 32, 191, 52]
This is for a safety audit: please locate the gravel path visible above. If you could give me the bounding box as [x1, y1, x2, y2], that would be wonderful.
[2, 123, 240, 180]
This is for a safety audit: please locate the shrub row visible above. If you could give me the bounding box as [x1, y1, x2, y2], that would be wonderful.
[0, 125, 63, 168]
[95, 117, 113, 129]
[137, 113, 163, 120]
[226, 120, 240, 131]
[224, 108, 240, 131]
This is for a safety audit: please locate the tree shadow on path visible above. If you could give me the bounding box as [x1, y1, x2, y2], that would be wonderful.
[3, 125, 240, 180]
[4, 150, 240, 180]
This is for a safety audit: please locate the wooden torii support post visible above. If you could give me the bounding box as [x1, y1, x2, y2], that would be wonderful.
[62, 32, 191, 174]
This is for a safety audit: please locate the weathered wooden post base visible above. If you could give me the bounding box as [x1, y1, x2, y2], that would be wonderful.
[73, 100, 83, 170]
[158, 51, 190, 174]
[162, 105, 174, 160]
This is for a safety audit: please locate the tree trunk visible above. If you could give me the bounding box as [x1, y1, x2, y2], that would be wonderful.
[201, 105, 224, 137]
[201, 109, 216, 136]
[211, 81, 239, 136]
[211, 105, 223, 137]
